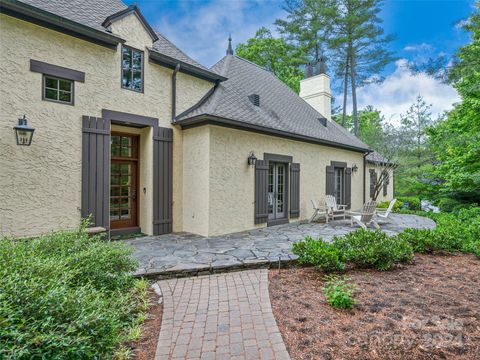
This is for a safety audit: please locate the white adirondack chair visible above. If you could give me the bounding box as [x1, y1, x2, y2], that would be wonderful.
[325, 195, 347, 221]
[350, 201, 379, 229]
[309, 199, 326, 223]
[376, 198, 397, 222]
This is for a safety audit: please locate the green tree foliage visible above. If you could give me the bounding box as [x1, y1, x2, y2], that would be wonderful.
[394, 96, 437, 196]
[235, 27, 304, 93]
[427, 2, 480, 202]
[333, 105, 386, 150]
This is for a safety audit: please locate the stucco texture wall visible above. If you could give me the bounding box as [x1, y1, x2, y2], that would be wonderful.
[0, 14, 213, 237]
[366, 163, 394, 204]
[188, 125, 365, 236]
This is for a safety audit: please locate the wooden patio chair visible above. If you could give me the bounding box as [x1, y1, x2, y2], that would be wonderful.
[376, 198, 397, 222]
[350, 201, 379, 229]
[325, 195, 347, 221]
[309, 199, 327, 223]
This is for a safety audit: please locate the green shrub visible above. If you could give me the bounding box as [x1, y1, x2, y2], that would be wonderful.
[396, 228, 436, 253]
[377, 199, 404, 212]
[335, 229, 414, 271]
[292, 236, 346, 271]
[437, 197, 465, 212]
[398, 197, 421, 211]
[322, 275, 357, 309]
[0, 224, 147, 359]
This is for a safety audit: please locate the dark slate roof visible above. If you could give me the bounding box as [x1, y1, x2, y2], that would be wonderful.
[17, 0, 208, 71]
[176, 55, 370, 152]
[366, 151, 392, 164]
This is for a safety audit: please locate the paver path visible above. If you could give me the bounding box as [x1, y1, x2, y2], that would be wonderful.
[155, 269, 290, 360]
[126, 214, 436, 277]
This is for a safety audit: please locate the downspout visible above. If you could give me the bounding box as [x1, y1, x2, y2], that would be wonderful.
[363, 151, 369, 204]
[171, 63, 181, 122]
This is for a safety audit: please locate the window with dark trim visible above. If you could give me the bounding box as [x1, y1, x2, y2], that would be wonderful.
[43, 75, 74, 104]
[121, 46, 143, 92]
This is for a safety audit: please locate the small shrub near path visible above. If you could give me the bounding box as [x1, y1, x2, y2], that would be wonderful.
[321, 275, 357, 309]
[0, 223, 148, 359]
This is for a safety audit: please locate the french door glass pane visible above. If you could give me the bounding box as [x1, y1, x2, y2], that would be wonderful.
[277, 165, 284, 213]
[268, 164, 274, 214]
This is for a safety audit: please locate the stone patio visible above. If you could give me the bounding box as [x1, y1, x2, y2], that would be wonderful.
[125, 214, 436, 278]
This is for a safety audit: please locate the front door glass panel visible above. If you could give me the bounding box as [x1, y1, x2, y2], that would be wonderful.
[334, 168, 344, 205]
[110, 134, 138, 229]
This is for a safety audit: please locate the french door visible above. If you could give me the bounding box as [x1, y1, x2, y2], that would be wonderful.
[110, 133, 139, 229]
[334, 167, 344, 205]
[268, 162, 287, 221]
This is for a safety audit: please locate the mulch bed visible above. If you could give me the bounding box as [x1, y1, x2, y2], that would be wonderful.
[269, 254, 480, 360]
[125, 288, 163, 360]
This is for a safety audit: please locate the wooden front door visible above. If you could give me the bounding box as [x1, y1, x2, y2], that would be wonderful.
[110, 133, 139, 229]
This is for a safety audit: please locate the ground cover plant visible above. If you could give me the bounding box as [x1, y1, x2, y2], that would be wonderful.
[0, 223, 148, 359]
[321, 276, 357, 309]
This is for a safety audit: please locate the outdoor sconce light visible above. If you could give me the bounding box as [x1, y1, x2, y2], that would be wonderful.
[247, 151, 257, 166]
[14, 115, 35, 146]
[352, 164, 358, 173]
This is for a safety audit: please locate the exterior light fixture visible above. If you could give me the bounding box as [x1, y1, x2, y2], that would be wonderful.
[247, 151, 257, 166]
[14, 115, 35, 146]
[352, 164, 358, 173]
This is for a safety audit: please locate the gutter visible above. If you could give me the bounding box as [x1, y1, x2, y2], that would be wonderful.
[171, 64, 181, 122]
[149, 49, 227, 83]
[178, 114, 371, 153]
[0, 0, 124, 50]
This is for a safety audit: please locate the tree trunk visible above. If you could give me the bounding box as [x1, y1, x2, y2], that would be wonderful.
[350, 52, 359, 137]
[342, 57, 349, 127]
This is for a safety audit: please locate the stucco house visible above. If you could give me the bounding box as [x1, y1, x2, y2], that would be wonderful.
[0, 0, 392, 238]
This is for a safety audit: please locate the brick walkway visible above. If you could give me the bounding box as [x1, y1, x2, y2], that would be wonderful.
[155, 270, 290, 360]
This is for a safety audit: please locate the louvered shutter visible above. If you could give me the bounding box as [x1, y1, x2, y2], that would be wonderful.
[369, 169, 376, 198]
[383, 171, 388, 196]
[254, 160, 268, 224]
[290, 163, 300, 218]
[153, 127, 173, 235]
[81, 116, 110, 228]
[345, 167, 352, 209]
[326, 165, 335, 196]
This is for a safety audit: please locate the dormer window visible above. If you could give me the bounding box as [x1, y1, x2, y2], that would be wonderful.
[122, 46, 143, 92]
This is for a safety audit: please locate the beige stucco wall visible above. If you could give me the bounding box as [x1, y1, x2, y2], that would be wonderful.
[366, 163, 394, 204]
[183, 125, 365, 236]
[182, 126, 210, 236]
[0, 14, 213, 237]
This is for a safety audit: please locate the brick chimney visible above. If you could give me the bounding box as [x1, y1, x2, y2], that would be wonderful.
[299, 57, 332, 120]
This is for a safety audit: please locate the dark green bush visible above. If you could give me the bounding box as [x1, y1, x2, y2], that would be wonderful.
[0, 224, 147, 359]
[396, 228, 436, 253]
[322, 275, 357, 309]
[292, 236, 346, 271]
[398, 197, 421, 211]
[437, 197, 465, 212]
[335, 229, 414, 271]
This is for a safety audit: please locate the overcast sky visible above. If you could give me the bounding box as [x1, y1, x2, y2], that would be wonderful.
[128, 0, 475, 122]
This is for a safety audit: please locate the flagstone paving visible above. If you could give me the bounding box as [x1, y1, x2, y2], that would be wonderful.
[125, 214, 435, 278]
[154, 269, 290, 360]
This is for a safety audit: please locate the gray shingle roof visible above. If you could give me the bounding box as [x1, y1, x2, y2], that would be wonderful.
[176, 55, 370, 152]
[366, 151, 392, 164]
[17, 0, 208, 71]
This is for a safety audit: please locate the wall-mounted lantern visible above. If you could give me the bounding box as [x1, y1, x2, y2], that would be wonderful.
[14, 115, 35, 146]
[247, 151, 257, 166]
[352, 164, 358, 173]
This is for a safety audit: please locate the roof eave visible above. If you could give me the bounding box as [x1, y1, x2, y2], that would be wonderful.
[149, 49, 227, 83]
[0, 0, 124, 49]
[177, 114, 370, 153]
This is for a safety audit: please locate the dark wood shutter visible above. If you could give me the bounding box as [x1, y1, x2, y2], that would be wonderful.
[153, 127, 173, 235]
[345, 167, 352, 209]
[383, 171, 389, 196]
[255, 160, 269, 224]
[326, 165, 335, 195]
[369, 169, 377, 199]
[81, 116, 110, 228]
[290, 163, 300, 218]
